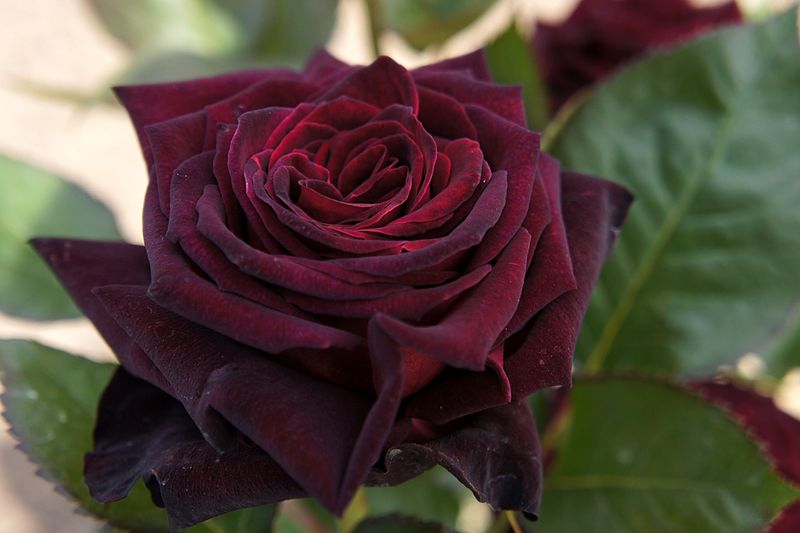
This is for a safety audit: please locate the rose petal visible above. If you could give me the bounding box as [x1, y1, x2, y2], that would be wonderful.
[143, 181, 363, 352]
[95, 285, 402, 514]
[373, 228, 531, 371]
[417, 86, 478, 140]
[502, 153, 576, 339]
[412, 49, 492, 81]
[466, 105, 540, 268]
[369, 400, 542, 519]
[303, 49, 355, 83]
[196, 185, 409, 300]
[416, 72, 526, 127]
[166, 151, 305, 316]
[202, 78, 319, 147]
[84, 368, 304, 531]
[314, 56, 419, 115]
[365, 138, 484, 238]
[145, 111, 207, 213]
[29, 238, 171, 392]
[114, 70, 279, 166]
[330, 170, 508, 276]
[405, 170, 631, 424]
[505, 171, 633, 395]
[285, 265, 490, 320]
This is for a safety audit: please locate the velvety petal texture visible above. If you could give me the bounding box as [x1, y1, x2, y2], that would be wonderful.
[533, 0, 742, 111]
[35, 48, 631, 527]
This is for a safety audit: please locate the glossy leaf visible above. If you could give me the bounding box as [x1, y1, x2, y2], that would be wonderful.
[547, 12, 800, 377]
[538, 378, 798, 532]
[0, 340, 169, 531]
[486, 23, 549, 131]
[376, 0, 495, 50]
[0, 156, 121, 320]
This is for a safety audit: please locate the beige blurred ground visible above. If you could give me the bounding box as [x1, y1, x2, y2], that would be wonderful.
[0, 0, 795, 532]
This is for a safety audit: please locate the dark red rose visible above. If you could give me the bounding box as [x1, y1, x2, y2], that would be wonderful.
[33, 50, 631, 529]
[533, 0, 742, 111]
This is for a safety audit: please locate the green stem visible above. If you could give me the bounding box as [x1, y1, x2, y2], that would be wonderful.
[337, 488, 369, 533]
[364, 0, 383, 58]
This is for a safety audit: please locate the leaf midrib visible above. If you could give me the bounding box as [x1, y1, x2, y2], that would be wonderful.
[582, 106, 736, 374]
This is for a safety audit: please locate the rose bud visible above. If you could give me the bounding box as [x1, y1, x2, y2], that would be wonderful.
[32, 50, 631, 530]
[533, 0, 742, 111]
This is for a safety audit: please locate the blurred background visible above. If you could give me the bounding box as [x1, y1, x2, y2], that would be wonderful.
[0, 0, 796, 531]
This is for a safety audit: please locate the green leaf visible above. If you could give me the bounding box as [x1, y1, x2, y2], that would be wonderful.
[87, 0, 241, 56]
[0, 340, 169, 532]
[547, 12, 800, 377]
[352, 514, 454, 533]
[538, 377, 798, 532]
[210, 0, 337, 61]
[0, 155, 121, 320]
[363, 468, 465, 527]
[376, 0, 495, 50]
[485, 24, 550, 131]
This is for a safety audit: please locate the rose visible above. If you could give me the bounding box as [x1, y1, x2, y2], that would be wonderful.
[33, 50, 631, 529]
[533, 0, 741, 111]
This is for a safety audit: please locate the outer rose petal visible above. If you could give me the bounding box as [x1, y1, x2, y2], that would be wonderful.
[314, 56, 419, 115]
[85, 368, 304, 531]
[405, 170, 632, 424]
[412, 49, 493, 81]
[94, 285, 402, 514]
[30, 238, 171, 393]
[368, 400, 542, 519]
[115, 70, 285, 166]
[507, 171, 632, 390]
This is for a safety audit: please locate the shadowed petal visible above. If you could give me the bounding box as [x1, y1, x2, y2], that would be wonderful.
[369, 400, 542, 519]
[84, 368, 305, 531]
[93, 285, 402, 514]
